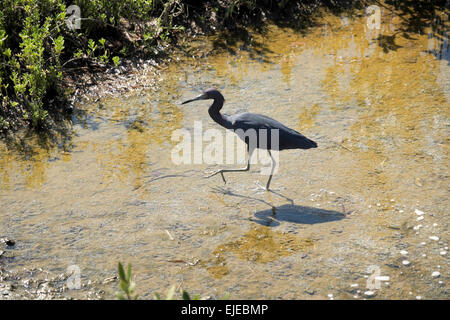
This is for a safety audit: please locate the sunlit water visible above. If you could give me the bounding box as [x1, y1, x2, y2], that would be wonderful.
[1, 3, 448, 299]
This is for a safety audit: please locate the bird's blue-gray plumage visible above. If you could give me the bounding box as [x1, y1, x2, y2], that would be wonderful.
[224, 112, 317, 150]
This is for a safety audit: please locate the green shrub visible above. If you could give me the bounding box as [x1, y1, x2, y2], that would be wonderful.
[0, 0, 65, 128]
[0, 0, 164, 132]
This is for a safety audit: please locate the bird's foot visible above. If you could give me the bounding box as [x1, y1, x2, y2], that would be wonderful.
[251, 181, 270, 193]
[210, 186, 231, 195]
[204, 169, 226, 184]
[251, 181, 281, 193]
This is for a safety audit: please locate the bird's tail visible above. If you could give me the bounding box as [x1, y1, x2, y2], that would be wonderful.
[304, 137, 318, 149]
[288, 134, 317, 150]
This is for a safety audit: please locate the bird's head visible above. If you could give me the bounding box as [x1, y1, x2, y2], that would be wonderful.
[182, 88, 224, 104]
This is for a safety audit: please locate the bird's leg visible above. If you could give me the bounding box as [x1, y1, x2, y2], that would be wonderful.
[253, 149, 276, 191]
[204, 169, 227, 183]
[204, 148, 253, 184]
[266, 149, 276, 190]
[204, 157, 251, 183]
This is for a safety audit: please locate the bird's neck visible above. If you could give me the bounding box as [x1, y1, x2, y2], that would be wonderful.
[208, 98, 230, 128]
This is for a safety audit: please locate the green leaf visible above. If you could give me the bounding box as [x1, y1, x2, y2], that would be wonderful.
[166, 285, 175, 300]
[118, 262, 126, 281]
[182, 290, 190, 300]
[112, 56, 120, 67]
[220, 293, 230, 300]
[129, 281, 136, 293]
[127, 263, 132, 281]
[3, 48, 11, 58]
[120, 280, 129, 294]
[54, 36, 64, 54]
[88, 39, 95, 48]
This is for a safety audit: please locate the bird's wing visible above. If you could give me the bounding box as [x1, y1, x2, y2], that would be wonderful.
[227, 112, 317, 149]
[230, 113, 302, 134]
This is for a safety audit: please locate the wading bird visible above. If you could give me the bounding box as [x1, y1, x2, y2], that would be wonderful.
[182, 88, 317, 190]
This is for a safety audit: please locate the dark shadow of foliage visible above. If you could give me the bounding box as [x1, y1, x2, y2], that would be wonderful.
[211, 27, 275, 64]
[177, 0, 372, 65]
[375, 33, 403, 53]
[2, 107, 88, 159]
[377, 0, 449, 62]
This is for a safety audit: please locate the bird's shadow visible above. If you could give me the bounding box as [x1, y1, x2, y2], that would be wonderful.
[210, 186, 345, 227]
[252, 204, 345, 227]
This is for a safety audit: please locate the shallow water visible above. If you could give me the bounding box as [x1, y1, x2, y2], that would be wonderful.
[1, 3, 449, 299]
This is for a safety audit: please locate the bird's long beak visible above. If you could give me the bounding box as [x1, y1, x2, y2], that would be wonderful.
[182, 93, 207, 104]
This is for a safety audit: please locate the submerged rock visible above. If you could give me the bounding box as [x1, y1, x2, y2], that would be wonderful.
[431, 271, 441, 278]
[0, 238, 15, 246]
[364, 291, 375, 297]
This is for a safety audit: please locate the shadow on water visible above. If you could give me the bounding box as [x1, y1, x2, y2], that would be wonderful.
[1, 107, 88, 157]
[382, 0, 448, 34]
[268, 0, 368, 32]
[210, 186, 345, 227]
[379, 0, 449, 62]
[375, 33, 403, 53]
[211, 27, 275, 65]
[252, 204, 345, 227]
[181, 1, 371, 66]
[3, 109, 88, 159]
